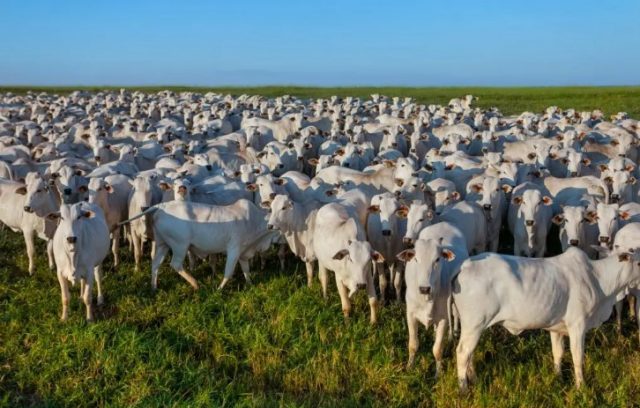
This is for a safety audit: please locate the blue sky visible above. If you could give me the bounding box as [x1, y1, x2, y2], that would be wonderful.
[1, 0, 638, 86]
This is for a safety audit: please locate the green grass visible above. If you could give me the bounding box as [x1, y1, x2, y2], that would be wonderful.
[2, 86, 640, 117]
[2, 86, 640, 407]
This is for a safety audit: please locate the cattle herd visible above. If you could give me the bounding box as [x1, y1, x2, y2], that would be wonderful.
[2, 90, 640, 391]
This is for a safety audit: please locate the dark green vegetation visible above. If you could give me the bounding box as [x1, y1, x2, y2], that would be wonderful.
[2, 87, 640, 406]
[2, 86, 640, 117]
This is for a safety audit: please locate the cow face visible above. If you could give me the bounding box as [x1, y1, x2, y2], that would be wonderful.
[332, 240, 383, 297]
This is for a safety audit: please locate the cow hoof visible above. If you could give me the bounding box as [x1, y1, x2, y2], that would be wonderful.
[97, 296, 104, 306]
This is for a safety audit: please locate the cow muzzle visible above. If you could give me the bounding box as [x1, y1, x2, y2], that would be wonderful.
[23, 206, 33, 213]
[419, 286, 431, 295]
[382, 229, 391, 237]
[610, 194, 620, 203]
[525, 220, 535, 227]
[66, 236, 77, 244]
[599, 236, 610, 244]
[569, 239, 579, 246]
[403, 237, 414, 247]
[483, 204, 492, 211]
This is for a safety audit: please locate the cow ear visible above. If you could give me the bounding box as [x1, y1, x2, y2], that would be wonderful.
[246, 183, 257, 192]
[307, 158, 319, 166]
[394, 178, 404, 187]
[512, 196, 523, 205]
[159, 181, 172, 191]
[501, 184, 513, 194]
[332, 249, 349, 260]
[450, 191, 461, 201]
[610, 139, 620, 146]
[78, 185, 88, 193]
[274, 178, 286, 186]
[581, 158, 591, 166]
[585, 211, 598, 224]
[253, 168, 262, 174]
[15, 186, 27, 195]
[233, 170, 241, 177]
[628, 177, 637, 185]
[604, 176, 613, 185]
[104, 183, 113, 193]
[395, 205, 409, 218]
[598, 164, 608, 172]
[367, 205, 380, 213]
[470, 183, 482, 193]
[542, 196, 553, 206]
[619, 211, 630, 221]
[618, 252, 631, 262]
[82, 210, 94, 218]
[551, 214, 565, 225]
[396, 249, 416, 263]
[625, 164, 636, 172]
[383, 160, 395, 168]
[47, 212, 60, 221]
[441, 248, 456, 261]
[371, 251, 385, 263]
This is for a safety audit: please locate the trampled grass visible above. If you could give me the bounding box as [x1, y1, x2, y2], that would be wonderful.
[2, 86, 640, 407]
[2, 85, 640, 117]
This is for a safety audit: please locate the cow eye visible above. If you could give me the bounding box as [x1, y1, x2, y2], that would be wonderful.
[435, 257, 441, 262]
[418, 218, 424, 222]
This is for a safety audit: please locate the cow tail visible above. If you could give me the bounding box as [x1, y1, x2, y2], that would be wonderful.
[118, 205, 159, 226]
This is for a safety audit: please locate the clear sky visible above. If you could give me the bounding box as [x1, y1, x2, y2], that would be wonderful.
[1, 0, 638, 86]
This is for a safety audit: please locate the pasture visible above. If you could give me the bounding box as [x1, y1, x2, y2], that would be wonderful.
[1, 86, 640, 407]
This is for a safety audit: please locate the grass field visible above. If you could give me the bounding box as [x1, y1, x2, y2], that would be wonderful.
[2, 87, 640, 407]
[2, 85, 640, 118]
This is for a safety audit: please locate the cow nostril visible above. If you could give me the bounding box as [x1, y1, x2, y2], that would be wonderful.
[23, 206, 32, 213]
[382, 230, 391, 236]
[410, 148, 416, 153]
[599, 236, 610, 243]
[66, 236, 77, 244]
[419, 286, 431, 295]
[525, 220, 535, 227]
[95, 156, 101, 161]
[356, 283, 367, 290]
[569, 239, 579, 246]
[483, 204, 492, 211]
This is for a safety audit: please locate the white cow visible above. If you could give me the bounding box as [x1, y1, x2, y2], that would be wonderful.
[453, 248, 640, 390]
[508, 183, 554, 257]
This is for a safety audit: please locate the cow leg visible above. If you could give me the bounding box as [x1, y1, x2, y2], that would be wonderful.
[406, 311, 419, 368]
[568, 328, 586, 388]
[82, 277, 94, 322]
[80, 279, 85, 299]
[433, 319, 448, 379]
[219, 249, 240, 290]
[615, 301, 623, 334]
[392, 263, 403, 302]
[318, 264, 329, 299]
[377, 262, 387, 304]
[57, 271, 70, 321]
[111, 231, 120, 267]
[170, 246, 198, 290]
[277, 244, 286, 270]
[208, 254, 218, 277]
[366, 270, 378, 325]
[187, 250, 196, 272]
[550, 331, 564, 375]
[46, 240, 55, 271]
[94, 265, 104, 306]
[150, 240, 156, 259]
[23, 229, 36, 275]
[456, 327, 481, 392]
[151, 243, 169, 291]
[635, 293, 640, 343]
[305, 261, 314, 288]
[133, 234, 142, 272]
[336, 276, 351, 320]
[239, 258, 251, 284]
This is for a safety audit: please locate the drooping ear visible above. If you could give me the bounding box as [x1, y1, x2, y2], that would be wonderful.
[441, 248, 456, 261]
[470, 183, 482, 193]
[159, 181, 172, 191]
[619, 211, 631, 221]
[371, 251, 385, 263]
[551, 214, 565, 225]
[395, 205, 409, 218]
[274, 178, 286, 186]
[625, 164, 636, 172]
[246, 183, 257, 192]
[512, 196, 523, 205]
[627, 176, 637, 185]
[394, 178, 404, 187]
[367, 205, 380, 213]
[542, 196, 553, 206]
[332, 249, 350, 260]
[396, 249, 416, 263]
[15, 186, 27, 195]
[78, 185, 88, 193]
[501, 184, 513, 194]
